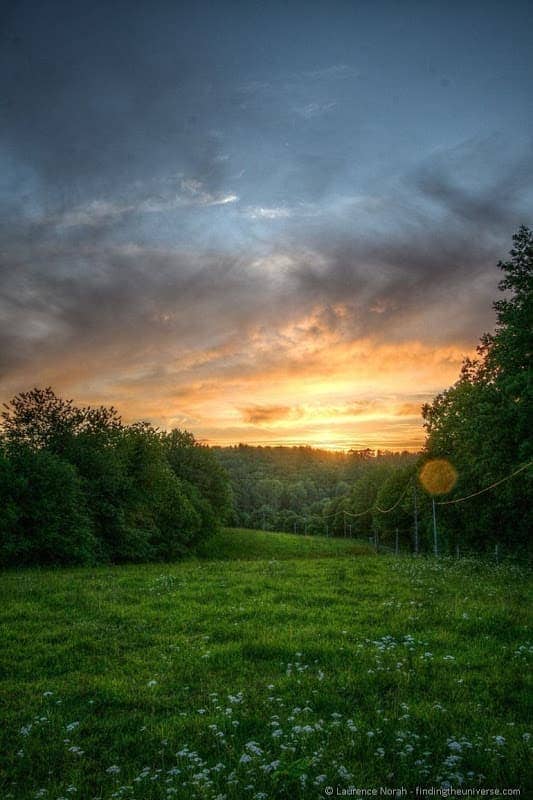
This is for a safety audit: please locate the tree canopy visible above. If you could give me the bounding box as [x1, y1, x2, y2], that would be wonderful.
[422, 225, 532, 552]
[0, 389, 231, 566]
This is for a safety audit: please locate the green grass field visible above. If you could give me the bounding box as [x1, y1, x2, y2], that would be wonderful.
[194, 527, 373, 560]
[1, 529, 531, 800]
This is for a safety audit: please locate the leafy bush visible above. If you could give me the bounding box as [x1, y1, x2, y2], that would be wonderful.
[0, 390, 232, 566]
[0, 447, 95, 566]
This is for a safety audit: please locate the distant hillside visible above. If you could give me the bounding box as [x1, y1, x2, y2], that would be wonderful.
[212, 444, 417, 534]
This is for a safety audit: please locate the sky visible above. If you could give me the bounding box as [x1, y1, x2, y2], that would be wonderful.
[1, 0, 532, 450]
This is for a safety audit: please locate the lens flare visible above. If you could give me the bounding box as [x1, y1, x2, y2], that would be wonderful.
[419, 458, 458, 495]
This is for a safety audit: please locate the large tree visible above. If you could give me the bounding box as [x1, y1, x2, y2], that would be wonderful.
[422, 226, 532, 551]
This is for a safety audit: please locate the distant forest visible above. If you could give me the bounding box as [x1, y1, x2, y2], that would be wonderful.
[214, 444, 416, 537]
[0, 227, 531, 565]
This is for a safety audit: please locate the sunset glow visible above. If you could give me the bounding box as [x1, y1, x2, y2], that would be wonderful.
[1, 2, 531, 451]
[1, 321, 475, 450]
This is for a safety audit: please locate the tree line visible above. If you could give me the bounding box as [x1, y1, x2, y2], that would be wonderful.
[420, 225, 532, 555]
[213, 444, 417, 538]
[0, 226, 531, 564]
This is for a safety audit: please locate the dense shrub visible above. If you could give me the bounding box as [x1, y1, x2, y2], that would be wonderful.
[0, 446, 95, 565]
[0, 391, 231, 566]
[162, 429, 233, 522]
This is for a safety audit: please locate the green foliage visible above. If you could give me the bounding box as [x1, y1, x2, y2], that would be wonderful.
[1, 386, 122, 453]
[0, 446, 95, 566]
[162, 429, 233, 523]
[216, 444, 416, 536]
[373, 464, 417, 549]
[148, 468, 204, 560]
[422, 226, 533, 553]
[0, 389, 232, 566]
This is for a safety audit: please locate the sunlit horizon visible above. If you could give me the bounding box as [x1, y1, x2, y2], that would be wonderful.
[1, 1, 531, 458]
[4, 334, 473, 452]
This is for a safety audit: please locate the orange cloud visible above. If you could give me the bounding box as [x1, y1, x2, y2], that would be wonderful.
[241, 405, 296, 424]
[0, 301, 474, 451]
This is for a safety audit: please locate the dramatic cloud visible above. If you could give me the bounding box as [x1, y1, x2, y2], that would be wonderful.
[1, 1, 532, 448]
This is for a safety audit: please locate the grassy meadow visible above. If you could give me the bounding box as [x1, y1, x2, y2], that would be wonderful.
[1, 528, 531, 800]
